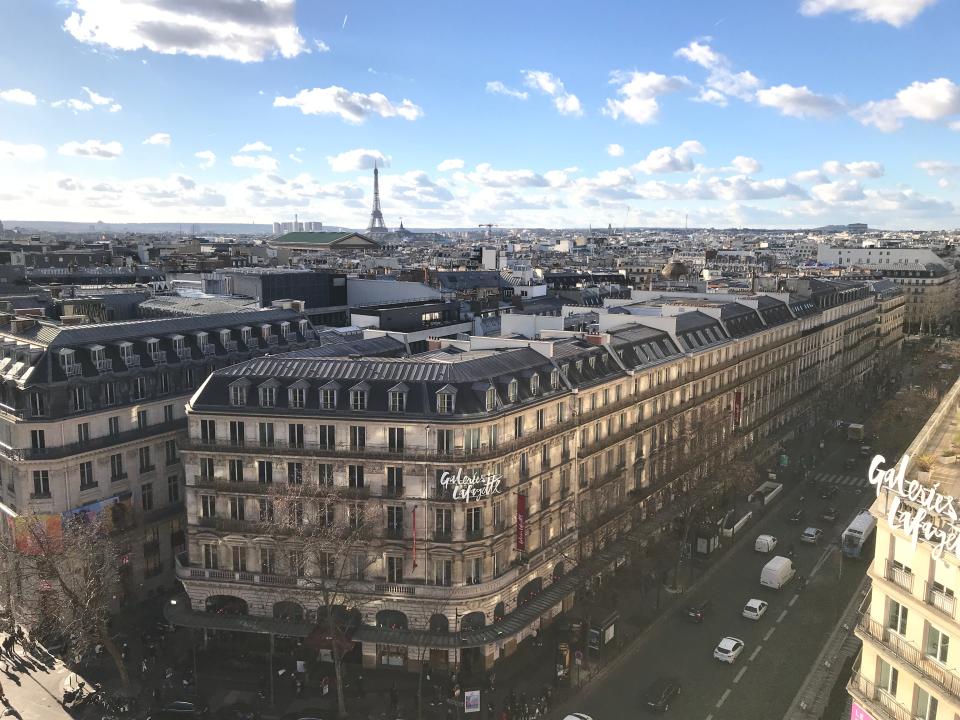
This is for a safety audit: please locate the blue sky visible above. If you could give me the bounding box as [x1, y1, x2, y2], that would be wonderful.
[0, 0, 959, 229]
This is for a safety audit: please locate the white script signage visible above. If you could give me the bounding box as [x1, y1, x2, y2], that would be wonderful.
[869, 454, 960, 561]
[439, 468, 504, 502]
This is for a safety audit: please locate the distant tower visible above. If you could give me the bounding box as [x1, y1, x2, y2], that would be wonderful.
[367, 162, 388, 236]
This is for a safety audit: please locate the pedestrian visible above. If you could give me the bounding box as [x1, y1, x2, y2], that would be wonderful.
[141, 658, 148, 675]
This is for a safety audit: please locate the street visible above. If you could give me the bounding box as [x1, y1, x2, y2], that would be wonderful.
[0, 642, 75, 719]
[576, 448, 875, 720]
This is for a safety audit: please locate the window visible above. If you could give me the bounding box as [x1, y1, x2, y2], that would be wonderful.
[164, 404, 174, 423]
[386, 555, 403, 583]
[435, 508, 452, 538]
[888, 599, 908, 635]
[260, 547, 276, 574]
[167, 475, 180, 503]
[231, 546, 247, 572]
[288, 550, 305, 577]
[32, 470, 50, 497]
[30, 429, 44, 450]
[287, 462, 303, 485]
[258, 422, 274, 447]
[319, 502, 334, 526]
[158, 372, 170, 395]
[288, 423, 304, 449]
[259, 385, 276, 407]
[318, 552, 336, 578]
[437, 392, 454, 414]
[132, 377, 146, 401]
[388, 427, 405, 453]
[536, 409, 545, 431]
[350, 389, 367, 411]
[466, 507, 482, 538]
[387, 466, 403, 495]
[350, 426, 366, 450]
[289, 387, 306, 408]
[229, 421, 245, 446]
[141, 483, 154, 511]
[228, 496, 244, 520]
[79, 461, 95, 490]
[318, 463, 334, 486]
[485, 387, 497, 412]
[77, 423, 90, 444]
[389, 391, 406, 413]
[432, 559, 452, 587]
[530, 375, 540, 396]
[348, 465, 364, 488]
[926, 625, 950, 663]
[514, 416, 524, 439]
[436, 429, 453, 454]
[230, 385, 247, 406]
[551, 369, 560, 390]
[317, 425, 335, 449]
[494, 549, 506, 578]
[320, 388, 337, 409]
[71, 387, 87, 412]
[200, 495, 216, 518]
[466, 556, 482, 584]
[202, 544, 218, 570]
[165, 439, 178, 465]
[110, 454, 124, 480]
[878, 659, 898, 695]
[29, 392, 44, 417]
[258, 460, 273, 484]
[557, 402, 567, 424]
[137, 410, 148, 430]
[229, 459, 244, 483]
[259, 499, 274, 522]
[387, 506, 403, 536]
[508, 379, 519, 402]
[914, 686, 939, 720]
[107, 416, 120, 436]
[465, 428, 481, 452]
[139, 446, 153, 472]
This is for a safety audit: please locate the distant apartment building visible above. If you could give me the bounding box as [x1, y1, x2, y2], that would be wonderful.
[0, 308, 320, 619]
[172, 278, 893, 674]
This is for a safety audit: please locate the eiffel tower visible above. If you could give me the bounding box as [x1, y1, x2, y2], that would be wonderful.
[366, 162, 388, 236]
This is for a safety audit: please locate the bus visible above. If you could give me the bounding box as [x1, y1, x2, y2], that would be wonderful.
[842, 510, 877, 559]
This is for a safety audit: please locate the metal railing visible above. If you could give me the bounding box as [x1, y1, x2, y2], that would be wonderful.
[2, 418, 186, 461]
[925, 582, 957, 619]
[884, 560, 915, 593]
[847, 671, 912, 720]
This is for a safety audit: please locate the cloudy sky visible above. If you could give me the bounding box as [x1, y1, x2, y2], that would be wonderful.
[1, 0, 959, 229]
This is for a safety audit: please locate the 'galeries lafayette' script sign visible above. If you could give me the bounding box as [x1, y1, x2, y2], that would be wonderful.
[869, 454, 960, 560]
[439, 469, 504, 502]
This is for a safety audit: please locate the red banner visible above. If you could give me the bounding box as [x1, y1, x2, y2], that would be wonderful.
[516, 494, 527, 551]
[733, 390, 742, 428]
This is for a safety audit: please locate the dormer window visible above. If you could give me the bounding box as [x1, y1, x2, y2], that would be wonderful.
[437, 392, 454, 414]
[589, 356, 597, 370]
[575, 360, 583, 374]
[530, 375, 540, 396]
[298, 319, 309, 336]
[219, 329, 231, 345]
[320, 386, 338, 410]
[389, 390, 407, 413]
[508, 379, 519, 403]
[485, 387, 497, 412]
[259, 385, 276, 407]
[289, 385, 306, 409]
[279, 321, 290, 339]
[550, 369, 560, 390]
[350, 388, 367, 411]
[230, 385, 247, 406]
[240, 327, 252, 344]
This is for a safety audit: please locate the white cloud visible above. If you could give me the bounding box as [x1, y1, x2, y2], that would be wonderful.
[194, 150, 216, 169]
[606, 144, 625, 157]
[755, 84, 843, 118]
[231, 154, 278, 172]
[694, 88, 729, 106]
[521, 70, 582, 116]
[822, 160, 885, 177]
[675, 40, 760, 105]
[792, 168, 828, 184]
[437, 158, 465, 172]
[675, 40, 723, 69]
[730, 156, 762, 174]
[52, 98, 94, 112]
[58, 139, 123, 159]
[143, 132, 171, 146]
[799, 0, 939, 27]
[81, 86, 113, 106]
[603, 71, 690, 124]
[273, 86, 423, 123]
[917, 160, 960, 176]
[109, 103, 122, 112]
[485, 81, 528, 100]
[63, 0, 307, 62]
[812, 179, 865, 203]
[326, 148, 390, 172]
[0, 140, 46, 161]
[854, 78, 960, 132]
[633, 140, 705, 174]
[314, 39, 330, 53]
[0, 89, 38, 106]
[288, 153, 302, 164]
[240, 141, 272, 153]
[468, 163, 549, 188]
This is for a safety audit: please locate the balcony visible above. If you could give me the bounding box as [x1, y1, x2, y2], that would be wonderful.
[924, 582, 956, 619]
[857, 613, 960, 701]
[264, 335, 279, 346]
[201, 343, 216, 356]
[29, 491, 51, 500]
[385, 526, 404, 540]
[151, 352, 168, 365]
[384, 485, 405, 498]
[591, 463, 626, 489]
[3, 418, 187, 462]
[62, 363, 82, 377]
[465, 528, 484, 542]
[121, 354, 141, 367]
[847, 670, 913, 720]
[111, 472, 128, 482]
[433, 530, 453, 543]
[95, 358, 113, 373]
[884, 560, 915, 593]
[176, 348, 192, 362]
[222, 341, 238, 352]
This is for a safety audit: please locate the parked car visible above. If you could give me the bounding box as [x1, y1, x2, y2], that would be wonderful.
[686, 599, 711, 623]
[801, 527, 823, 544]
[146, 700, 209, 719]
[563, 715, 594, 720]
[788, 507, 804, 523]
[642, 677, 681, 712]
[819, 507, 838, 523]
[742, 599, 768, 621]
[754, 534, 778, 553]
[713, 637, 745, 664]
[818, 484, 838, 500]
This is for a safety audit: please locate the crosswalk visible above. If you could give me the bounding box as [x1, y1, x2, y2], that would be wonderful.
[810, 471, 869, 488]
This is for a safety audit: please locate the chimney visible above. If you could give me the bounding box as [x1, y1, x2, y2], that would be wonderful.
[11, 317, 36, 333]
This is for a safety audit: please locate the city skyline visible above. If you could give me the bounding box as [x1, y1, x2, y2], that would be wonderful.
[0, 0, 959, 229]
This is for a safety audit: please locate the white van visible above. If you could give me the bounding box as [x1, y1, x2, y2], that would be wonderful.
[760, 556, 796, 590]
[754, 534, 778, 553]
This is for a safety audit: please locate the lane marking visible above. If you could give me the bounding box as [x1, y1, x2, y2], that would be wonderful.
[749, 645, 762, 661]
[789, 594, 799, 607]
[810, 545, 835, 578]
[764, 627, 776, 641]
[777, 609, 788, 623]
[716, 689, 731, 708]
[734, 666, 747, 684]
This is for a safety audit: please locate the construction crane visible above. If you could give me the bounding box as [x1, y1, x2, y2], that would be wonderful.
[478, 223, 498, 239]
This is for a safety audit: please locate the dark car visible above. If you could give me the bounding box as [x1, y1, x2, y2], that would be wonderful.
[686, 599, 711, 623]
[788, 507, 804, 523]
[147, 700, 209, 719]
[642, 677, 681, 711]
[819, 507, 838, 523]
[818, 485, 838, 500]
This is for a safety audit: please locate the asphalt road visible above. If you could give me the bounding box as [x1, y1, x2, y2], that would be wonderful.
[576, 446, 875, 720]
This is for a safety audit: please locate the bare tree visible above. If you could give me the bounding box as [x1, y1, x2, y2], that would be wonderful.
[262, 481, 383, 718]
[0, 508, 131, 689]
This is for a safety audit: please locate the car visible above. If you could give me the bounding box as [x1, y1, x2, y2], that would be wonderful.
[819, 507, 838, 523]
[801, 527, 823, 544]
[844, 457, 857, 470]
[755, 534, 778, 553]
[713, 637, 745, 664]
[686, 599, 711, 623]
[742, 599, 768, 621]
[642, 677, 681, 711]
[818, 484, 838, 500]
[788, 507, 804, 523]
[563, 715, 594, 720]
[146, 700, 209, 719]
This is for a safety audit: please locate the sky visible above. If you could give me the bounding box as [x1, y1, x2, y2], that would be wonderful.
[0, 0, 959, 230]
